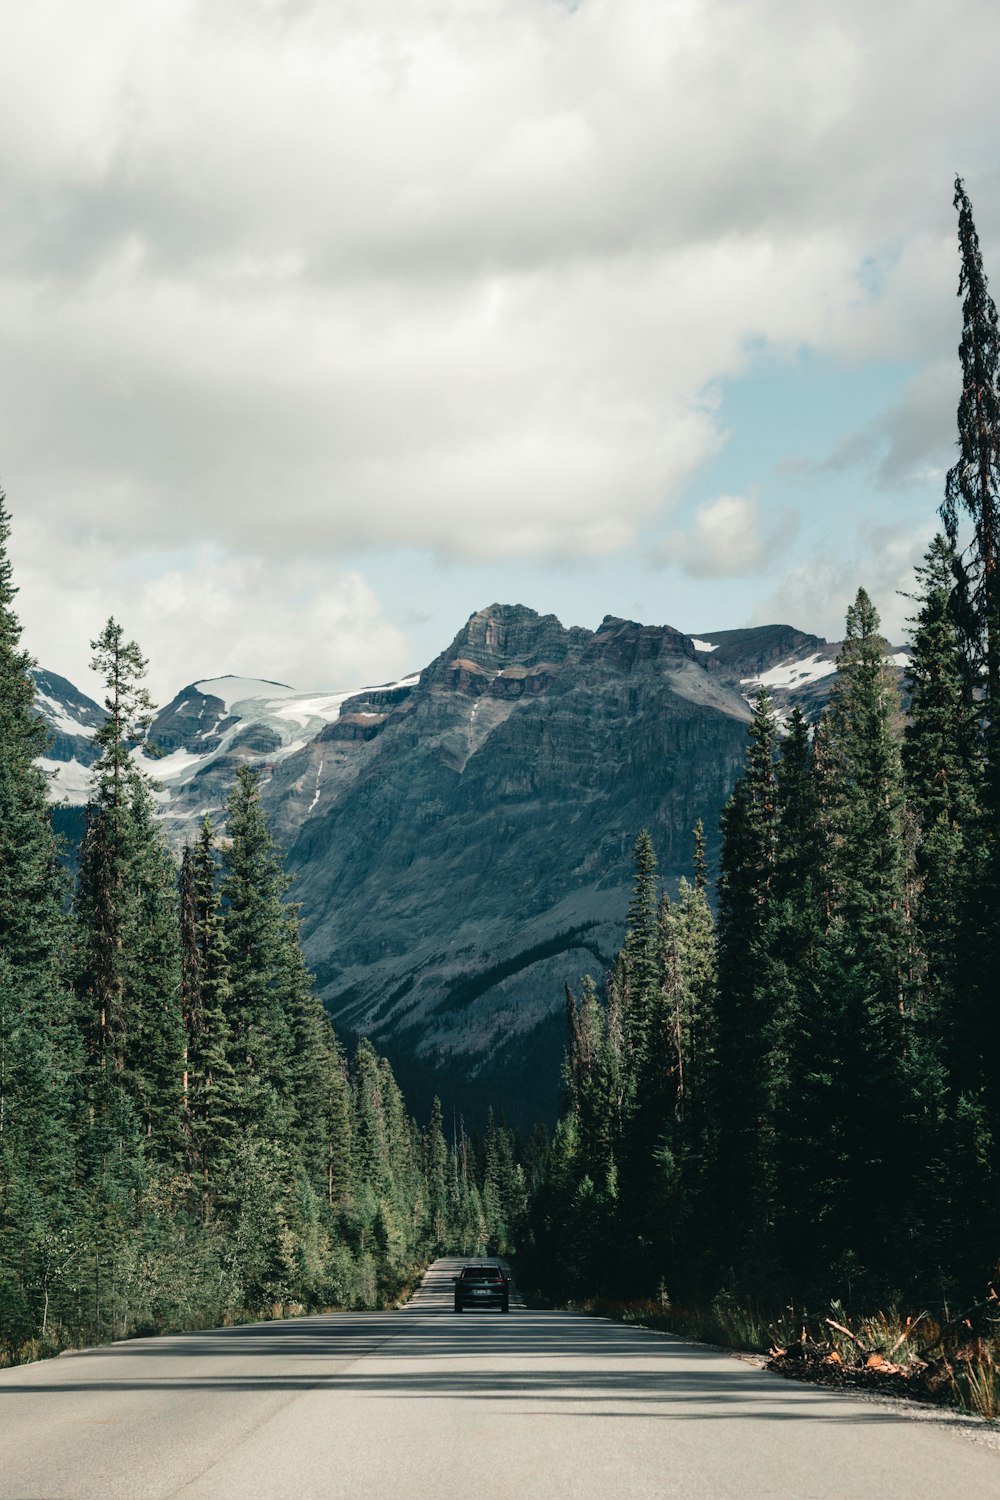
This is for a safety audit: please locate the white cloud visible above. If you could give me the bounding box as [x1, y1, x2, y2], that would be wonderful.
[753, 519, 938, 646]
[1, 0, 999, 679]
[660, 493, 790, 578]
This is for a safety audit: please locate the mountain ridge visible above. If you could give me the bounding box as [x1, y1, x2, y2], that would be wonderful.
[31, 604, 906, 1121]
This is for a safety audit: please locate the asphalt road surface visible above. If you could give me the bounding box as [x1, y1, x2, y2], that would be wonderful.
[1, 1257, 997, 1499]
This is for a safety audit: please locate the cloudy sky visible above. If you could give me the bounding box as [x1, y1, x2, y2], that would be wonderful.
[3, 0, 1000, 703]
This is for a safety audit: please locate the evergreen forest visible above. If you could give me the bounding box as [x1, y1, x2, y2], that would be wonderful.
[529, 178, 1000, 1328]
[0, 566, 529, 1361]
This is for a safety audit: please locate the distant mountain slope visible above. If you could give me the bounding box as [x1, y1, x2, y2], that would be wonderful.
[279, 606, 755, 1120]
[31, 608, 911, 1123]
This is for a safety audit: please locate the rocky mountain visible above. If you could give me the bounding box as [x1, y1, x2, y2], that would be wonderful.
[32, 606, 910, 1124]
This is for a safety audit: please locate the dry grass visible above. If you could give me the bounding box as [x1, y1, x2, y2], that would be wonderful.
[952, 1352, 1000, 1422]
[579, 1295, 1000, 1424]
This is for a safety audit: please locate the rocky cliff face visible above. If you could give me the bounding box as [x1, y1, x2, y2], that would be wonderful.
[275, 606, 754, 1120]
[31, 606, 911, 1124]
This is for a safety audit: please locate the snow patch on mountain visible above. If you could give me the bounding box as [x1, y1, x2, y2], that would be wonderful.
[38, 756, 93, 804]
[309, 759, 325, 813]
[140, 747, 209, 780]
[742, 653, 838, 691]
[270, 691, 364, 728]
[744, 648, 912, 694]
[34, 692, 98, 741]
[690, 638, 718, 653]
[193, 673, 421, 724]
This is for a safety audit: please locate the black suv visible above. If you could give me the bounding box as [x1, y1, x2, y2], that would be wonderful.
[453, 1263, 510, 1313]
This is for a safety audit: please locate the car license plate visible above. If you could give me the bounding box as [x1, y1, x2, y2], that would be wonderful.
[473, 1289, 489, 1296]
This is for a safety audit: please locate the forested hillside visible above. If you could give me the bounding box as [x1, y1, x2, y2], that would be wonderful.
[528, 181, 1000, 1344]
[0, 514, 530, 1363]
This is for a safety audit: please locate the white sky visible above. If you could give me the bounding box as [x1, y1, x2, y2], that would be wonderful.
[2, 0, 999, 703]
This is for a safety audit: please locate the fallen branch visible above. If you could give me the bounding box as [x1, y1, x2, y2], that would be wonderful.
[887, 1313, 927, 1360]
[824, 1317, 867, 1352]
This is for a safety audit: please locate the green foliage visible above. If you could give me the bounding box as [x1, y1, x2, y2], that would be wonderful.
[622, 830, 659, 1059]
[526, 823, 718, 1300]
[939, 179, 1000, 1178]
[0, 492, 82, 1354]
[179, 823, 238, 1188]
[74, 619, 184, 1161]
[533, 546, 1000, 1313]
[712, 688, 779, 1269]
[942, 177, 1000, 714]
[0, 494, 519, 1362]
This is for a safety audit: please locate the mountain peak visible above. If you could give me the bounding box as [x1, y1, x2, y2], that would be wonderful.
[586, 615, 695, 670]
[433, 603, 589, 678]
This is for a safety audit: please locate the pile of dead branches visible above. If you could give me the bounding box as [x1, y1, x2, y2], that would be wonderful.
[766, 1291, 1000, 1405]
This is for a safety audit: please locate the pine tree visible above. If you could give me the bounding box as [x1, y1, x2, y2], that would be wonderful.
[622, 892, 685, 1228]
[218, 769, 352, 1219]
[671, 867, 717, 1115]
[712, 689, 778, 1272]
[323, 1032, 353, 1211]
[281, 915, 341, 1191]
[812, 589, 915, 1285]
[942, 177, 1000, 718]
[903, 536, 993, 1274]
[351, 1037, 390, 1235]
[74, 619, 183, 1161]
[178, 821, 237, 1188]
[821, 590, 909, 1002]
[940, 177, 1000, 1170]
[218, 765, 296, 1135]
[0, 491, 81, 1345]
[761, 706, 828, 1282]
[424, 1096, 449, 1252]
[621, 830, 659, 1068]
[903, 537, 982, 1048]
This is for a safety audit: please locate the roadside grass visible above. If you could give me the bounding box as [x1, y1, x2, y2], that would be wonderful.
[579, 1293, 795, 1355]
[952, 1353, 1000, 1422]
[562, 1295, 1000, 1424]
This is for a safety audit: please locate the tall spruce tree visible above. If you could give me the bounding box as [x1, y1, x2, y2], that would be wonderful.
[621, 830, 660, 1071]
[904, 536, 993, 1274]
[178, 820, 237, 1187]
[821, 589, 909, 1002]
[903, 537, 982, 1057]
[814, 589, 915, 1285]
[0, 491, 80, 1344]
[713, 689, 778, 1274]
[218, 765, 296, 1136]
[942, 177, 1000, 717]
[762, 707, 828, 1284]
[424, 1096, 449, 1251]
[940, 177, 1000, 1164]
[75, 619, 183, 1161]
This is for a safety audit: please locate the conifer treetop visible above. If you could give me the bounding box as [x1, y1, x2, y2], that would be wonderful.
[87, 617, 160, 809]
[91, 618, 155, 745]
[0, 490, 48, 763]
[0, 490, 18, 612]
[942, 176, 1000, 702]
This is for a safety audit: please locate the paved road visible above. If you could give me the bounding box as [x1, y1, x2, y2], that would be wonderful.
[1, 1257, 997, 1499]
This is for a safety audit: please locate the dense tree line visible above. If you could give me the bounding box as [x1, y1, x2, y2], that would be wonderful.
[529, 178, 1000, 1311]
[0, 504, 526, 1362]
